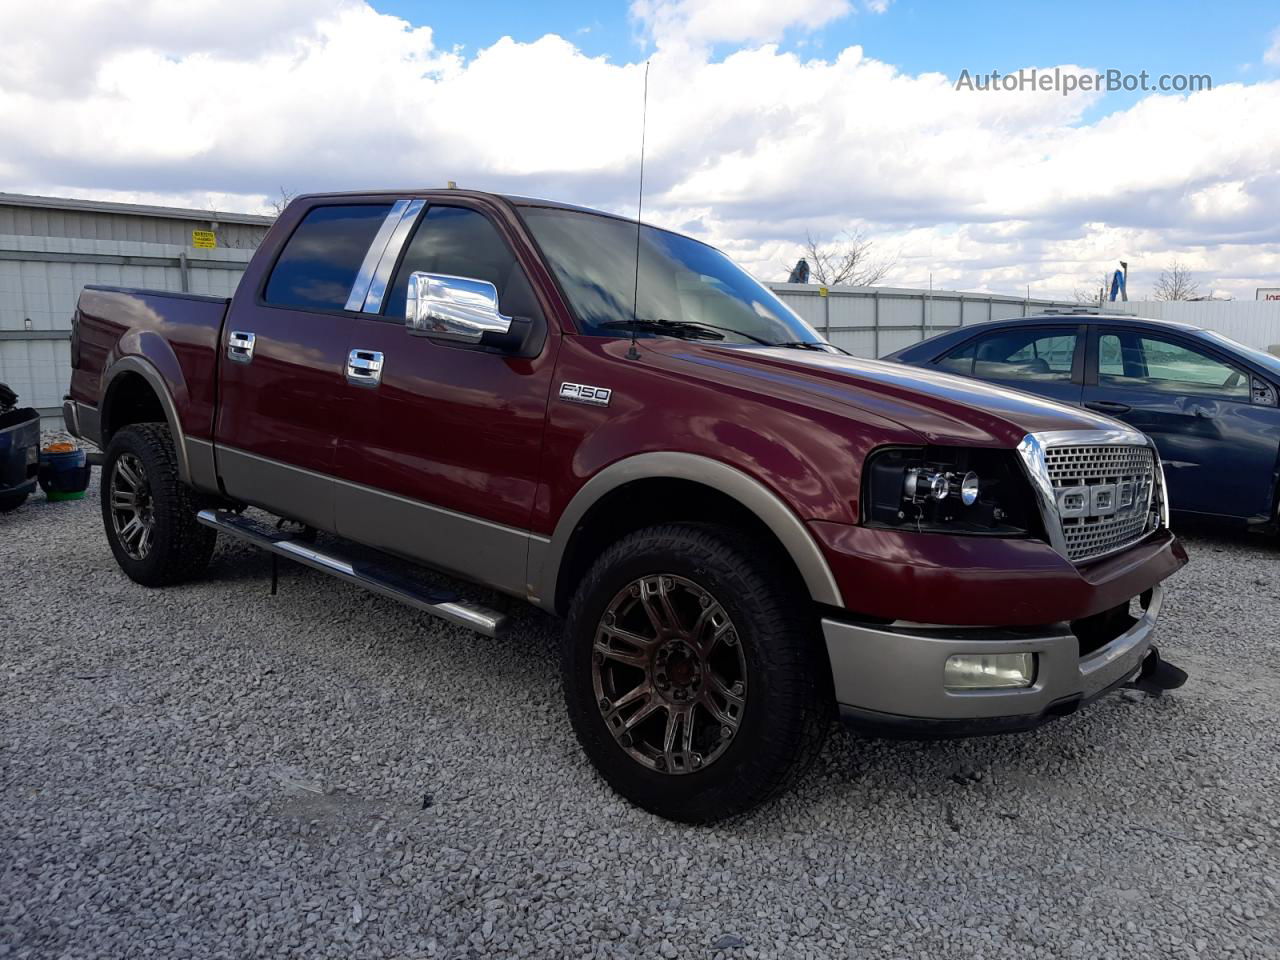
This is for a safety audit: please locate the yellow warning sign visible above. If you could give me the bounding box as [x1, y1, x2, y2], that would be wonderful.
[191, 229, 217, 249]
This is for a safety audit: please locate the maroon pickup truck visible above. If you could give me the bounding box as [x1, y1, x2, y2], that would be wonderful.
[63, 189, 1188, 822]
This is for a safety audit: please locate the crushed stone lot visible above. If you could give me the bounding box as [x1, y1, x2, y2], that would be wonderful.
[2, 476, 1278, 959]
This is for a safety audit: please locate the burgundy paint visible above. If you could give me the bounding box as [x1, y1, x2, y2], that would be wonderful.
[335, 314, 561, 530]
[810, 521, 1187, 625]
[72, 288, 228, 440]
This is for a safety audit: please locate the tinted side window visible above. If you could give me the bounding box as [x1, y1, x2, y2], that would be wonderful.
[264, 204, 393, 310]
[972, 328, 1078, 382]
[1099, 333, 1249, 398]
[1099, 333, 1125, 376]
[384, 206, 543, 321]
[937, 340, 976, 374]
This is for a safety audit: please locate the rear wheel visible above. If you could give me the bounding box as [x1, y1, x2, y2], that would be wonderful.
[101, 423, 215, 586]
[562, 523, 831, 823]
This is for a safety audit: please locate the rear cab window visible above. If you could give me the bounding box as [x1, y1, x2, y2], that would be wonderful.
[264, 204, 394, 311]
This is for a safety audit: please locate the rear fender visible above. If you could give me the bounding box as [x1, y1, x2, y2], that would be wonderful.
[99, 354, 199, 486]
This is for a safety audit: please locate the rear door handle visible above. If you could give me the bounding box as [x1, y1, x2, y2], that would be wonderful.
[1084, 400, 1131, 414]
[227, 331, 255, 363]
[346, 349, 384, 387]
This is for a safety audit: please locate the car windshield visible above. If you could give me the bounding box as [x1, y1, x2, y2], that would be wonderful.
[1202, 330, 1280, 378]
[518, 205, 824, 346]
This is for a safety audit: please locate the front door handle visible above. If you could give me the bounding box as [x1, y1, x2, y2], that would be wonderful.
[1084, 399, 1131, 415]
[346, 349, 384, 387]
[227, 331, 256, 363]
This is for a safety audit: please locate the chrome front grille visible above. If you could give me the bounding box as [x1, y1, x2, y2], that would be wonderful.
[1043, 443, 1155, 562]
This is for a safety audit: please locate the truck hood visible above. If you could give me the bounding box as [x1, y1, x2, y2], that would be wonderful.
[667, 343, 1123, 447]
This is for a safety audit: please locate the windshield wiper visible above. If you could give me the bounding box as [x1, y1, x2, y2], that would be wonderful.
[601, 317, 775, 346]
[601, 318, 723, 341]
[770, 340, 851, 356]
[770, 340, 829, 351]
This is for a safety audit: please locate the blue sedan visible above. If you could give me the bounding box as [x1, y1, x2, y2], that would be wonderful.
[887, 312, 1280, 529]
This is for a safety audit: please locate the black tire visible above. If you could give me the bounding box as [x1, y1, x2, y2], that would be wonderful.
[100, 423, 215, 586]
[0, 489, 29, 512]
[562, 522, 832, 823]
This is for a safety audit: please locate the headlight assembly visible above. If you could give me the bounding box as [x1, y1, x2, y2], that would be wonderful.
[862, 446, 1043, 536]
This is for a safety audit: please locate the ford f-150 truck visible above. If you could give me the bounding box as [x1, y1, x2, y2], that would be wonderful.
[63, 189, 1188, 822]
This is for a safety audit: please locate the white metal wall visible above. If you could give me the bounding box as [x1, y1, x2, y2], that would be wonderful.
[767, 284, 1280, 359]
[765, 284, 1078, 358]
[0, 235, 253, 420]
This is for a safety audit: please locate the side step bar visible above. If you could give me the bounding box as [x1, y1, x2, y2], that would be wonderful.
[196, 509, 508, 638]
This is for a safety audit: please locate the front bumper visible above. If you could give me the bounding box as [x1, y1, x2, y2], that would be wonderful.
[824, 584, 1164, 738]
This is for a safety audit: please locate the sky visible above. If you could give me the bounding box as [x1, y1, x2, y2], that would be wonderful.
[1, 0, 1279, 300]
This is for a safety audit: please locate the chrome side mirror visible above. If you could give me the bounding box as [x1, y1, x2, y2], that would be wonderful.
[405, 272, 513, 343]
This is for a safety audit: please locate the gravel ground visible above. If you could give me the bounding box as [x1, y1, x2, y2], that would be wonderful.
[3, 477, 1279, 959]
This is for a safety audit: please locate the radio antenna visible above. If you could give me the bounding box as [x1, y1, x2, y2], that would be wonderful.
[627, 60, 650, 361]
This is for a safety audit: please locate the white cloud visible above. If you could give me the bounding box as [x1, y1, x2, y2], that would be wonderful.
[1266, 28, 1280, 66]
[1, 0, 1279, 300]
[0, 0, 342, 94]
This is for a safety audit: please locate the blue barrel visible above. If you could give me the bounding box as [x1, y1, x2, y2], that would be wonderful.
[38, 444, 91, 501]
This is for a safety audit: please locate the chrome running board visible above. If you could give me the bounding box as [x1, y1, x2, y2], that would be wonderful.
[196, 509, 508, 638]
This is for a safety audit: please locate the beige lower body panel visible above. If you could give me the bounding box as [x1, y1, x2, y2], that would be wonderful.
[214, 444, 542, 600]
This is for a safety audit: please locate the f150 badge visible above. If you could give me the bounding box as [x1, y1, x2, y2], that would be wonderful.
[559, 382, 612, 407]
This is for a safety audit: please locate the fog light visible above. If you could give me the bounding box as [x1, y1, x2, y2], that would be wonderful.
[944, 653, 1035, 689]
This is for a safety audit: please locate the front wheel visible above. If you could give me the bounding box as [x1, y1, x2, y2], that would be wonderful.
[562, 523, 831, 823]
[101, 423, 215, 586]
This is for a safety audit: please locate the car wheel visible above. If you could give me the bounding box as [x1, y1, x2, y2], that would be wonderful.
[0, 489, 29, 512]
[101, 423, 215, 586]
[562, 522, 832, 823]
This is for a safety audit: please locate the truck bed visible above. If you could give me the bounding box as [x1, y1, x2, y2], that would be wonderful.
[71, 286, 230, 442]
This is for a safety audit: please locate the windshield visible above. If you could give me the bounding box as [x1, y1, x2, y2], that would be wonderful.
[1202, 330, 1280, 378]
[518, 206, 824, 346]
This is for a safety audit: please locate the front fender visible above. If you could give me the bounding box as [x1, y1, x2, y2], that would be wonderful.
[529, 451, 844, 612]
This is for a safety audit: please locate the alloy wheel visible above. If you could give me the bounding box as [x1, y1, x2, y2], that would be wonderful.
[592, 574, 747, 774]
[108, 453, 155, 560]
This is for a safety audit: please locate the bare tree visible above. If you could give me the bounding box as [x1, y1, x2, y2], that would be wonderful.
[1073, 272, 1112, 305]
[1153, 260, 1200, 301]
[790, 229, 896, 287]
[268, 186, 298, 218]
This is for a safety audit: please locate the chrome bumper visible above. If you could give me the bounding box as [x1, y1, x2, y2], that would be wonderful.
[62, 398, 100, 447]
[824, 584, 1163, 722]
[62, 398, 80, 437]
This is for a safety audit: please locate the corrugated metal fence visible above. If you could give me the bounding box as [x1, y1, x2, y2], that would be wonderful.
[766, 283, 1280, 357]
[765, 283, 1078, 357]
